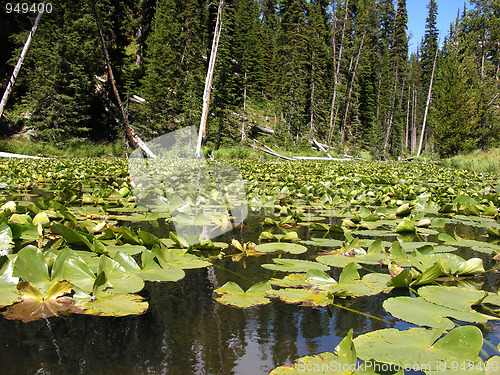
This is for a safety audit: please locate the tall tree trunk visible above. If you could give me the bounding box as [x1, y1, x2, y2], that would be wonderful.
[417, 43, 438, 157]
[411, 83, 417, 154]
[241, 69, 247, 142]
[91, 0, 138, 150]
[383, 65, 398, 153]
[0, 9, 44, 118]
[196, 0, 224, 158]
[375, 73, 382, 125]
[405, 84, 410, 152]
[340, 30, 365, 143]
[328, 0, 348, 144]
[309, 51, 315, 136]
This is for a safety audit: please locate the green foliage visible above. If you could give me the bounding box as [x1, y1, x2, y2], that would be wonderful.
[1, 0, 498, 160]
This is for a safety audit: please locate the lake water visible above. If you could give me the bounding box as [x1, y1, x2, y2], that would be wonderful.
[1, 208, 499, 375]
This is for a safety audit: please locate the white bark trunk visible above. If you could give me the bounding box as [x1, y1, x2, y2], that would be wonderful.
[0, 9, 44, 118]
[417, 44, 438, 157]
[196, 0, 224, 158]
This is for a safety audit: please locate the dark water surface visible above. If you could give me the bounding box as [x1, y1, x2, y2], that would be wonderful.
[1, 209, 499, 374]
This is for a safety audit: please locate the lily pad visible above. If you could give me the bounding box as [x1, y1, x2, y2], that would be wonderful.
[114, 250, 185, 282]
[268, 288, 332, 306]
[261, 258, 330, 273]
[214, 281, 271, 308]
[418, 285, 488, 312]
[353, 325, 484, 372]
[383, 296, 492, 330]
[254, 242, 308, 254]
[74, 292, 148, 317]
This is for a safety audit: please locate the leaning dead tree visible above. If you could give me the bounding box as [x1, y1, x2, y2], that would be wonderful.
[0, 8, 44, 118]
[91, 0, 155, 158]
[195, 0, 224, 158]
[417, 40, 439, 157]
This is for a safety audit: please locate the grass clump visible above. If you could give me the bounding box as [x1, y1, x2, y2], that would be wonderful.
[0, 138, 126, 157]
[440, 148, 500, 175]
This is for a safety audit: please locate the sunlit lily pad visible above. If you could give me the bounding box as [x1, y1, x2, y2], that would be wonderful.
[301, 238, 344, 247]
[268, 288, 332, 306]
[214, 281, 271, 308]
[114, 250, 185, 282]
[255, 242, 307, 254]
[353, 326, 484, 372]
[316, 253, 386, 268]
[269, 273, 308, 288]
[418, 285, 488, 312]
[74, 292, 148, 317]
[261, 259, 330, 273]
[383, 296, 492, 330]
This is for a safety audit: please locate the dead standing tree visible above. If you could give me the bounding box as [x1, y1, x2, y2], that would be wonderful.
[0, 8, 44, 119]
[91, 0, 155, 158]
[195, 0, 224, 158]
[417, 38, 439, 157]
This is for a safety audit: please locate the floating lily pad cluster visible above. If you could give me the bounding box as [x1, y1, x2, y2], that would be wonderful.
[0, 157, 500, 371]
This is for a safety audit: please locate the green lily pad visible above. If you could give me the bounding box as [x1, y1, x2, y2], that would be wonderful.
[0, 256, 20, 308]
[316, 253, 386, 268]
[269, 273, 308, 288]
[105, 244, 148, 257]
[261, 258, 330, 273]
[96, 256, 145, 294]
[13, 245, 52, 295]
[152, 246, 211, 269]
[74, 292, 148, 317]
[0, 223, 13, 252]
[215, 281, 271, 308]
[395, 219, 416, 233]
[383, 296, 492, 330]
[268, 288, 332, 306]
[114, 250, 185, 282]
[301, 238, 344, 247]
[418, 285, 488, 312]
[255, 242, 307, 254]
[353, 326, 484, 372]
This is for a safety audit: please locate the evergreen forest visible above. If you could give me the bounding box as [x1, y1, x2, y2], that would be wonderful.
[0, 0, 499, 158]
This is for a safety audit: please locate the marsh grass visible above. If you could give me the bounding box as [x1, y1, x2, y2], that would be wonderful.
[441, 148, 500, 176]
[0, 138, 126, 157]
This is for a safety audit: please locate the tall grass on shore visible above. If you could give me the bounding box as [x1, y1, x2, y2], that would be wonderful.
[440, 148, 500, 176]
[0, 138, 126, 157]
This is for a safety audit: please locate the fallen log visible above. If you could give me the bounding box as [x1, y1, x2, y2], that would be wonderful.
[251, 144, 294, 160]
[294, 156, 352, 161]
[249, 124, 275, 135]
[310, 138, 333, 159]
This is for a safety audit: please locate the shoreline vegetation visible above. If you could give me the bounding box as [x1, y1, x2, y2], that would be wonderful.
[1, 137, 499, 177]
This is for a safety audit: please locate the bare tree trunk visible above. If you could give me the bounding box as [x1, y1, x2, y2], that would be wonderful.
[309, 51, 315, 136]
[411, 83, 417, 154]
[328, 0, 348, 144]
[0, 9, 44, 119]
[91, 0, 140, 151]
[375, 73, 382, 124]
[383, 65, 398, 153]
[405, 84, 410, 152]
[241, 69, 247, 142]
[196, 0, 224, 158]
[340, 30, 365, 143]
[417, 44, 438, 157]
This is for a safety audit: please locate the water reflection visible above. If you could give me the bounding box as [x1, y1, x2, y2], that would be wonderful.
[1, 211, 499, 374]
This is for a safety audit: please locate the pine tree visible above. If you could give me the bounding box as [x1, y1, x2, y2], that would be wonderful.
[433, 36, 477, 156]
[275, 0, 311, 146]
[6, 0, 131, 141]
[306, 0, 332, 140]
[420, 0, 438, 88]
